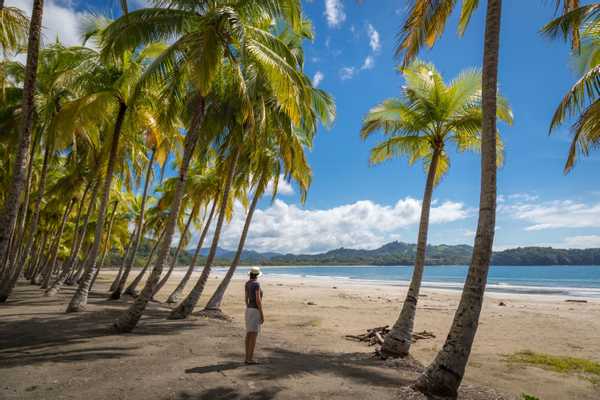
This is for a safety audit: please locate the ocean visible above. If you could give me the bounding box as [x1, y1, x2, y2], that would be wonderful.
[215, 265, 600, 298]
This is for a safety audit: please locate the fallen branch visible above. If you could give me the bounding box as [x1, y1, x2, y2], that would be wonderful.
[344, 326, 436, 347]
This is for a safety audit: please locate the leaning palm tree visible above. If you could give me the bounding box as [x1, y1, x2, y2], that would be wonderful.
[0, 0, 44, 303]
[361, 60, 512, 358]
[544, 6, 600, 171]
[396, 0, 578, 397]
[104, 0, 310, 332]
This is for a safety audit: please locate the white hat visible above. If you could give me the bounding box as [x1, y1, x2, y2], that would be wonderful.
[248, 266, 262, 276]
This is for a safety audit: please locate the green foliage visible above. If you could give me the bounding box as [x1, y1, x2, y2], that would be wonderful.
[361, 59, 511, 186]
[520, 394, 540, 400]
[507, 351, 600, 382]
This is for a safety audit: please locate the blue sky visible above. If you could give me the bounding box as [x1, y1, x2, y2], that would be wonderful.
[9, 0, 600, 254]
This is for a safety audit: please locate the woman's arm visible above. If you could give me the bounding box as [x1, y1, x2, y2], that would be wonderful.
[255, 287, 264, 324]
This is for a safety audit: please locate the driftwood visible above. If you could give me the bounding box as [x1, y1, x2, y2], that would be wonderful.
[565, 299, 588, 303]
[345, 326, 436, 347]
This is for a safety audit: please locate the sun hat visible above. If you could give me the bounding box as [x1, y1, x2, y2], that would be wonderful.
[248, 266, 262, 276]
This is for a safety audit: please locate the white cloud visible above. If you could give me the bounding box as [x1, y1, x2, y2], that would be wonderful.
[339, 66, 355, 80]
[264, 175, 294, 197]
[500, 197, 600, 231]
[7, 0, 85, 47]
[366, 24, 381, 52]
[312, 71, 324, 87]
[361, 55, 375, 70]
[562, 235, 600, 248]
[324, 0, 346, 28]
[212, 197, 469, 254]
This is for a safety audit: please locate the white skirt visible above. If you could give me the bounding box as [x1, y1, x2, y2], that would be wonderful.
[245, 308, 261, 333]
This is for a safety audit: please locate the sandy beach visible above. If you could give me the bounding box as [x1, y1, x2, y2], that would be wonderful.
[1, 270, 599, 400]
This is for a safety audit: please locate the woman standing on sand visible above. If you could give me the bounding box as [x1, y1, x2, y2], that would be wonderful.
[245, 267, 264, 364]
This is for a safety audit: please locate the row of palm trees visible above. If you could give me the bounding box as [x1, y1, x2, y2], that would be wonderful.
[1, 0, 599, 398]
[0, 0, 334, 325]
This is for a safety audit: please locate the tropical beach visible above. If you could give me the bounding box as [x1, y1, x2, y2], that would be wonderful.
[2, 270, 600, 400]
[3, 0, 600, 399]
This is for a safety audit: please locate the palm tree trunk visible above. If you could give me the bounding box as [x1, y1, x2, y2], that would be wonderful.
[109, 238, 132, 292]
[40, 199, 74, 290]
[90, 200, 119, 291]
[381, 147, 441, 357]
[26, 230, 46, 280]
[9, 130, 39, 272]
[414, 1, 502, 397]
[113, 96, 205, 332]
[46, 180, 95, 296]
[19, 140, 53, 273]
[66, 102, 127, 313]
[0, 0, 44, 295]
[30, 226, 53, 284]
[169, 146, 241, 320]
[24, 233, 41, 279]
[203, 180, 263, 311]
[110, 148, 155, 300]
[166, 200, 217, 304]
[151, 206, 196, 299]
[124, 228, 165, 296]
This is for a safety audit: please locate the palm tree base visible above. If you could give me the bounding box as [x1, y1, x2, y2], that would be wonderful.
[412, 364, 460, 399]
[380, 334, 411, 359]
[65, 304, 86, 313]
[109, 290, 122, 300]
[198, 308, 231, 321]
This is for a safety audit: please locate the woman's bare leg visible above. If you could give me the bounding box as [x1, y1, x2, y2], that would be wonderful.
[245, 332, 257, 362]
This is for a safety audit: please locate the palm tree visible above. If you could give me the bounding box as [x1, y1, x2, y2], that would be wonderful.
[0, 0, 44, 303]
[362, 60, 511, 358]
[394, 0, 577, 396]
[63, 32, 167, 311]
[104, 0, 310, 332]
[109, 146, 155, 299]
[544, 6, 600, 171]
[0, 2, 29, 54]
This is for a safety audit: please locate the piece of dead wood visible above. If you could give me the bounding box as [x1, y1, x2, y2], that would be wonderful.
[565, 299, 588, 303]
[345, 326, 435, 347]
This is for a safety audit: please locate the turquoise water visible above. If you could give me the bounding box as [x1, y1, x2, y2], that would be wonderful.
[225, 265, 600, 298]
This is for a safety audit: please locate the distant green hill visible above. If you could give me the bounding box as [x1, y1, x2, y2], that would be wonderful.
[107, 239, 600, 267]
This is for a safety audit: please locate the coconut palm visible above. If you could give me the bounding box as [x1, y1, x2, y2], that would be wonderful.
[395, 1, 576, 397]
[0, 2, 29, 54]
[361, 60, 512, 358]
[0, 0, 44, 303]
[103, 0, 312, 332]
[165, 163, 221, 304]
[544, 7, 600, 171]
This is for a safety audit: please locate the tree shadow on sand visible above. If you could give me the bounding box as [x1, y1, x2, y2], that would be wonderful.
[176, 386, 282, 400]
[0, 283, 197, 368]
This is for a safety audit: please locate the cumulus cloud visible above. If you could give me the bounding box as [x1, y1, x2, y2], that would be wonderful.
[7, 0, 85, 47]
[324, 0, 346, 28]
[500, 196, 600, 231]
[264, 176, 294, 197]
[210, 197, 469, 254]
[562, 235, 600, 248]
[361, 55, 375, 70]
[339, 66, 355, 80]
[312, 71, 324, 87]
[366, 24, 381, 52]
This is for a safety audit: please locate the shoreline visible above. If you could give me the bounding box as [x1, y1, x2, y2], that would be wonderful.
[3, 271, 600, 400]
[191, 266, 600, 300]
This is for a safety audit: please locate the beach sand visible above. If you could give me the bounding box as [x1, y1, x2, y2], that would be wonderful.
[1, 270, 599, 400]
